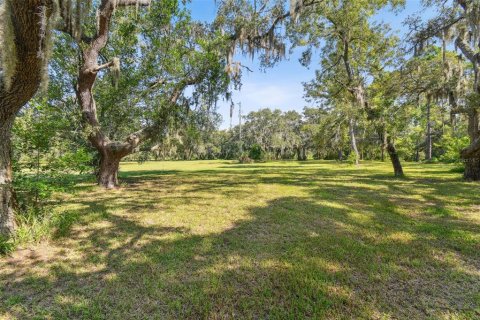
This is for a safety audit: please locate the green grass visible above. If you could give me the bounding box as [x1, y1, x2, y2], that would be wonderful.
[1, 160, 479, 319]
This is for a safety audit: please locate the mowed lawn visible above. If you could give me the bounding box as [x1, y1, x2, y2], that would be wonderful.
[1, 160, 479, 319]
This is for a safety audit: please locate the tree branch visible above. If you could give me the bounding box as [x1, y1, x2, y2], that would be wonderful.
[116, 0, 151, 6]
[91, 60, 115, 72]
[455, 35, 479, 64]
[461, 136, 480, 158]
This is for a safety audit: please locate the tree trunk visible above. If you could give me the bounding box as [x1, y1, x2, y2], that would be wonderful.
[349, 118, 360, 165]
[415, 141, 420, 162]
[387, 141, 404, 177]
[462, 109, 480, 181]
[453, 28, 480, 180]
[297, 146, 307, 161]
[464, 159, 480, 181]
[98, 151, 122, 189]
[380, 134, 386, 162]
[371, 123, 404, 176]
[426, 100, 432, 161]
[0, 117, 16, 236]
[377, 123, 386, 161]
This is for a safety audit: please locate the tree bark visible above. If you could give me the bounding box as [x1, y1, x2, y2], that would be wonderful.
[381, 131, 387, 161]
[98, 151, 122, 189]
[426, 99, 432, 161]
[464, 159, 480, 181]
[349, 118, 360, 165]
[297, 146, 307, 161]
[0, 117, 16, 236]
[387, 140, 404, 177]
[415, 138, 420, 162]
[0, 0, 55, 236]
[461, 109, 480, 181]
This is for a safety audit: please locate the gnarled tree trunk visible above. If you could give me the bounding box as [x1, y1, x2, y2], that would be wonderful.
[0, 0, 55, 236]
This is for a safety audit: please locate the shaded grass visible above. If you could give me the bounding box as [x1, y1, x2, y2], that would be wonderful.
[0, 160, 479, 319]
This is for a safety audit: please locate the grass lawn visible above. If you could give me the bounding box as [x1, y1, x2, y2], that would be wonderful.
[1, 160, 479, 319]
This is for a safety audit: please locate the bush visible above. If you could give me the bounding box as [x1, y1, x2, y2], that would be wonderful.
[436, 131, 470, 163]
[239, 153, 253, 164]
[46, 148, 94, 174]
[249, 144, 264, 161]
[449, 165, 465, 173]
[346, 152, 359, 165]
[0, 173, 79, 255]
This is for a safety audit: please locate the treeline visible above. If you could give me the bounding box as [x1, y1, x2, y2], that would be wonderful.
[122, 103, 468, 164]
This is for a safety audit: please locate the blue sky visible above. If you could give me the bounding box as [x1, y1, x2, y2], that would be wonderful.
[187, 1, 430, 129]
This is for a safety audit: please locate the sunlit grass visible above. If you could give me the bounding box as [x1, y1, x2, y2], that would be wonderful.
[1, 160, 479, 319]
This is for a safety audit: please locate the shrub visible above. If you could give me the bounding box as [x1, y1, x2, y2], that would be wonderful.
[346, 152, 359, 165]
[239, 153, 253, 164]
[249, 144, 264, 161]
[0, 173, 80, 255]
[436, 132, 470, 163]
[46, 148, 93, 174]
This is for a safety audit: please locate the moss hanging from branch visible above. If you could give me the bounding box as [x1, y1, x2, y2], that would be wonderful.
[290, 0, 303, 23]
[58, 0, 92, 41]
[110, 57, 121, 88]
[0, 0, 59, 91]
[39, 0, 60, 91]
[0, 0, 17, 90]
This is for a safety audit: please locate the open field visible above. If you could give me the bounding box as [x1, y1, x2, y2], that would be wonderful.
[1, 160, 479, 319]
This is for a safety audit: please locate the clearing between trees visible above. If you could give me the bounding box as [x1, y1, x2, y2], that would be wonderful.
[1, 160, 479, 319]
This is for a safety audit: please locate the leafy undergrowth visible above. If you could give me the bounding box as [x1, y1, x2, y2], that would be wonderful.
[0, 174, 95, 254]
[1, 160, 479, 319]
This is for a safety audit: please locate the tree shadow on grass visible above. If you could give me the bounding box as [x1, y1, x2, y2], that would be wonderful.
[1, 186, 479, 319]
